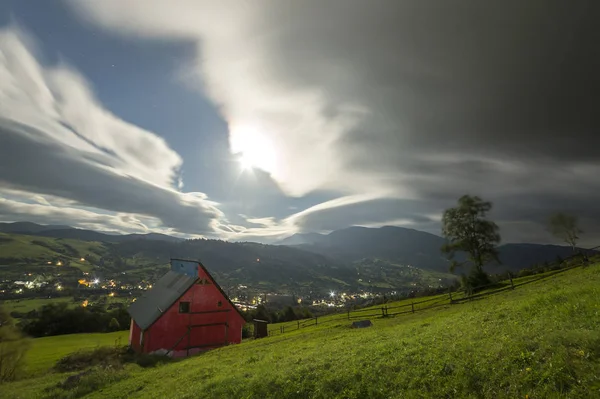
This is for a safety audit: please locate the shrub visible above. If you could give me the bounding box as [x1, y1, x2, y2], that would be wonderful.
[461, 269, 492, 295]
[47, 367, 129, 399]
[0, 307, 30, 383]
[549, 262, 563, 271]
[518, 269, 534, 278]
[242, 325, 252, 339]
[282, 306, 297, 322]
[54, 345, 175, 375]
[108, 318, 121, 332]
[54, 347, 125, 373]
[298, 307, 313, 319]
[9, 311, 25, 319]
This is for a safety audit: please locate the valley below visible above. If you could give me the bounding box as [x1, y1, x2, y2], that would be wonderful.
[0, 222, 594, 307]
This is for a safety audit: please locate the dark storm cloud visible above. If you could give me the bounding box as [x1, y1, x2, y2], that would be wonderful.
[260, 1, 600, 162]
[48, 1, 600, 242]
[261, 0, 600, 242]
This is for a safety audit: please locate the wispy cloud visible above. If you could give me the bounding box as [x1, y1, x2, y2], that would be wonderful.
[0, 27, 224, 235]
[0, 191, 150, 233]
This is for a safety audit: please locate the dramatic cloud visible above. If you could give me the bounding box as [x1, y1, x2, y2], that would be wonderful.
[68, 0, 372, 197]
[0, 190, 153, 233]
[70, 1, 600, 244]
[0, 28, 223, 234]
[289, 197, 438, 233]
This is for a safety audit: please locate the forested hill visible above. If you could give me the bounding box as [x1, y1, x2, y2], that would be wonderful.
[0, 223, 596, 294]
[279, 226, 597, 274]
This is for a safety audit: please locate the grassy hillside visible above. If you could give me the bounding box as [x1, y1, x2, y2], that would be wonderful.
[2, 264, 599, 398]
[1, 297, 75, 313]
[0, 232, 106, 274]
[0, 233, 105, 259]
[0, 232, 458, 294]
[23, 331, 129, 376]
[1, 295, 131, 315]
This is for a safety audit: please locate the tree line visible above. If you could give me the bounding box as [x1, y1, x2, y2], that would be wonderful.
[15, 302, 129, 338]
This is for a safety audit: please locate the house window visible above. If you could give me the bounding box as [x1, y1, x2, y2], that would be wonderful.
[179, 301, 190, 313]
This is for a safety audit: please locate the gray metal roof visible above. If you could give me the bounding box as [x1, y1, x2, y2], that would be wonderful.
[128, 270, 197, 330]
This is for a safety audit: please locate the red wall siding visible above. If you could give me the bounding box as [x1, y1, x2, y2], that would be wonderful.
[139, 267, 245, 357]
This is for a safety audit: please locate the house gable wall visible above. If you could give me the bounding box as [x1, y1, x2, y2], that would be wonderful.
[142, 266, 245, 356]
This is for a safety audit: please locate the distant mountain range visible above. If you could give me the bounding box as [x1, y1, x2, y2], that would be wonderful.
[277, 225, 595, 274]
[0, 222, 182, 243]
[0, 222, 595, 294]
[0, 221, 73, 234]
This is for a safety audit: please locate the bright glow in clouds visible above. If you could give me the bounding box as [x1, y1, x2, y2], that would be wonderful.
[230, 125, 278, 173]
[68, 1, 369, 198]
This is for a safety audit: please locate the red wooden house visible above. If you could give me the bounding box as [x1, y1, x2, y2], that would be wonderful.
[128, 259, 246, 357]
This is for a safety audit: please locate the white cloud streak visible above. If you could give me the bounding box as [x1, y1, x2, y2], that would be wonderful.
[0, 27, 181, 188]
[0, 194, 149, 233]
[0, 26, 224, 235]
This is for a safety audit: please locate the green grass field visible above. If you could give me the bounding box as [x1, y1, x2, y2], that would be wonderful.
[2, 295, 132, 316]
[1, 297, 75, 313]
[266, 268, 566, 335]
[23, 331, 129, 376]
[1, 264, 599, 398]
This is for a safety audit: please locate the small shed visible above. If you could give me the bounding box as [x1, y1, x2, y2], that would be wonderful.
[128, 259, 246, 357]
[253, 319, 269, 339]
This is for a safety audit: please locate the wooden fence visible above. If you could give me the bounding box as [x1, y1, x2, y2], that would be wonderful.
[256, 249, 598, 338]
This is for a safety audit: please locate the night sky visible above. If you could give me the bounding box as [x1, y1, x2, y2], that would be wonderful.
[0, 1, 598, 245]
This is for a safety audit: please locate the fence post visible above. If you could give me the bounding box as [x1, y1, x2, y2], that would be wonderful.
[411, 302, 415, 313]
[381, 306, 385, 317]
[297, 320, 300, 330]
[448, 291, 453, 302]
[508, 272, 514, 289]
[315, 316, 318, 325]
[280, 326, 284, 334]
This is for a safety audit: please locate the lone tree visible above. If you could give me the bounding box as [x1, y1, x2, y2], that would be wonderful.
[441, 195, 501, 288]
[548, 212, 582, 252]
